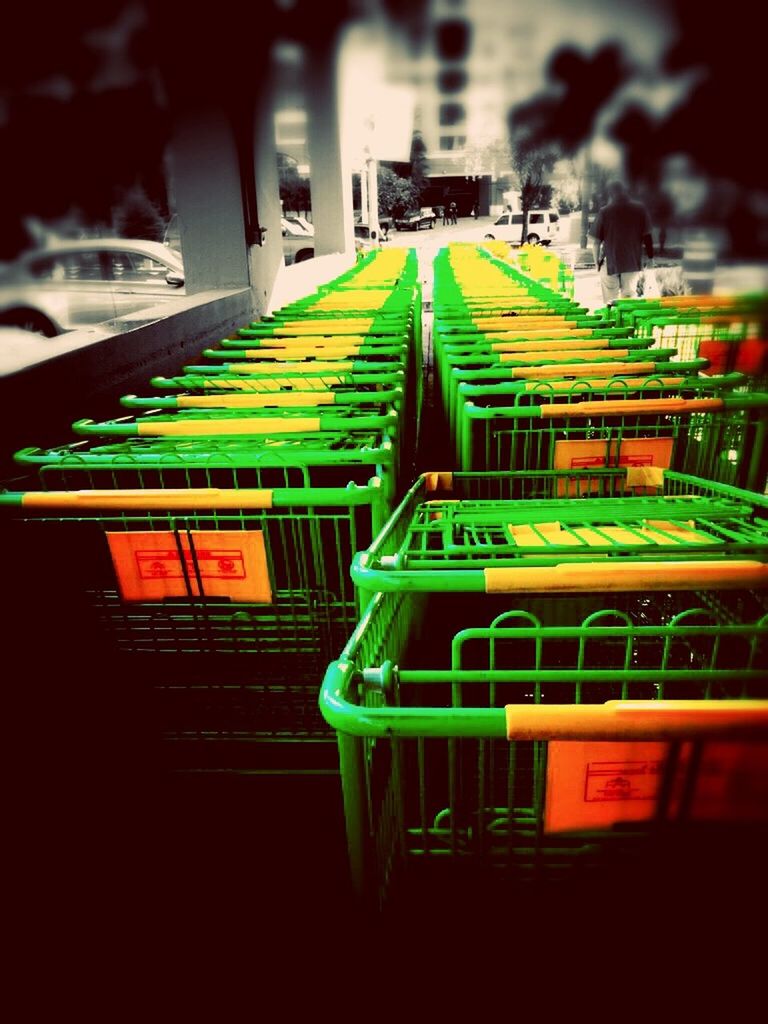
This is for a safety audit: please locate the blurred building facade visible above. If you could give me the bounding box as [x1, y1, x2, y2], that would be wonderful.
[382, 0, 552, 214]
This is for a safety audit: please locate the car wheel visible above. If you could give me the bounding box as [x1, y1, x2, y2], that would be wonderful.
[484, 234, 495, 240]
[527, 233, 540, 244]
[294, 249, 314, 264]
[0, 309, 59, 337]
[429, 220, 433, 228]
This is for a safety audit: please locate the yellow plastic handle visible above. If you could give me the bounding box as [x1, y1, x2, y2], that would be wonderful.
[244, 347, 363, 358]
[491, 336, 608, 353]
[271, 318, 375, 333]
[136, 417, 322, 436]
[499, 348, 631, 363]
[484, 560, 768, 592]
[177, 393, 335, 409]
[539, 397, 724, 418]
[245, 335, 368, 346]
[503, 361, 657, 378]
[473, 317, 574, 330]
[22, 488, 274, 509]
[227, 361, 354, 373]
[505, 700, 768, 740]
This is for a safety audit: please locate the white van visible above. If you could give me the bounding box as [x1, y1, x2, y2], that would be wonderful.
[482, 209, 560, 245]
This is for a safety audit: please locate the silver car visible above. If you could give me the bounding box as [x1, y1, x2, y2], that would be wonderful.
[0, 239, 186, 336]
[281, 219, 315, 266]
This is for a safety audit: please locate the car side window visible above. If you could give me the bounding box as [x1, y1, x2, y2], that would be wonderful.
[27, 257, 60, 280]
[109, 252, 168, 282]
[494, 215, 509, 225]
[549, 212, 559, 223]
[511, 215, 524, 225]
[29, 253, 103, 281]
[529, 213, 544, 224]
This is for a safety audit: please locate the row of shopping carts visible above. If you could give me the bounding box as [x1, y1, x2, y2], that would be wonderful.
[2, 247, 422, 773]
[484, 238, 576, 299]
[319, 243, 768, 910]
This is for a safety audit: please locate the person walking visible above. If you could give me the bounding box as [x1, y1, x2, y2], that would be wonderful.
[591, 181, 654, 306]
[449, 201, 458, 225]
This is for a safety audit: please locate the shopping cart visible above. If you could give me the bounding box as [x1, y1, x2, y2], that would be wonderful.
[322, 469, 768, 908]
[320, 587, 768, 910]
[437, 347, 696, 434]
[150, 365, 406, 393]
[15, 430, 400, 503]
[0, 480, 386, 772]
[351, 470, 768, 588]
[457, 391, 768, 493]
[444, 370, 745, 444]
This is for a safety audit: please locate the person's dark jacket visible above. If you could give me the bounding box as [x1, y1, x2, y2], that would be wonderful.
[593, 198, 653, 275]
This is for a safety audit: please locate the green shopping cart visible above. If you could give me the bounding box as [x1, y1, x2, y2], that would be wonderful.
[322, 469, 768, 908]
[0, 480, 386, 773]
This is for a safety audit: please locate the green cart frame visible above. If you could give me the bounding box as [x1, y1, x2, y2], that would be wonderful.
[0, 481, 387, 773]
[457, 392, 768, 492]
[320, 588, 768, 909]
[351, 470, 768, 593]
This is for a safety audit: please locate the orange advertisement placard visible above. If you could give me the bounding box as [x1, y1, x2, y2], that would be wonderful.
[544, 741, 670, 833]
[106, 530, 272, 603]
[544, 739, 768, 833]
[553, 437, 673, 495]
[682, 742, 768, 823]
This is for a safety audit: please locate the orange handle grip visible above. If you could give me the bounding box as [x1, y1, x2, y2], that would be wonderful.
[485, 560, 768, 592]
[505, 700, 768, 740]
[539, 397, 724, 418]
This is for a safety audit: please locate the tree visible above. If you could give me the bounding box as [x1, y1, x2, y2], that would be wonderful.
[508, 103, 557, 244]
[510, 141, 556, 243]
[278, 153, 311, 216]
[112, 184, 166, 241]
[511, 44, 629, 248]
[377, 167, 419, 218]
[409, 132, 430, 202]
[391, 131, 431, 205]
[464, 138, 513, 180]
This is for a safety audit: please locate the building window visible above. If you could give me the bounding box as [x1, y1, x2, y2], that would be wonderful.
[435, 20, 471, 61]
[438, 69, 467, 94]
[439, 102, 465, 127]
[439, 136, 466, 151]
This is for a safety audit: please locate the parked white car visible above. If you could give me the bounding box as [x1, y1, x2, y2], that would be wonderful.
[482, 209, 561, 245]
[280, 219, 315, 265]
[0, 239, 185, 336]
[282, 215, 314, 236]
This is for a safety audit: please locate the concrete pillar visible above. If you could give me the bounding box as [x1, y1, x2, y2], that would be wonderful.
[306, 32, 355, 257]
[248, 67, 286, 318]
[167, 103, 250, 294]
[367, 156, 380, 243]
[360, 166, 368, 224]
